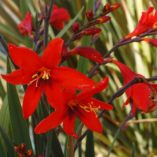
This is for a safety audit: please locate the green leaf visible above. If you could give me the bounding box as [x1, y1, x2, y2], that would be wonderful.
[85, 131, 95, 157]
[0, 96, 10, 134]
[0, 126, 16, 157]
[131, 143, 136, 157]
[57, 7, 84, 37]
[7, 59, 32, 149]
[51, 131, 64, 157]
[0, 79, 5, 100]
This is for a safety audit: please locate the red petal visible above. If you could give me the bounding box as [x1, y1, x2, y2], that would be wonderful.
[77, 109, 103, 133]
[34, 111, 65, 134]
[63, 115, 78, 138]
[22, 84, 42, 118]
[53, 67, 95, 90]
[125, 7, 155, 39]
[50, 5, 70, 30]
[43, 80, 66, 109]
[77, 77, 108, 101]
[112, 60, 140, 83]
[131, 83, 151, 112]
[89, 98, 113, 110]
[8, 44, 41, 71]
[1, 69, 31, 85]
[41, 38, 64, 68]
[17, 12, 32, 36]
[70, 47, 104, 64]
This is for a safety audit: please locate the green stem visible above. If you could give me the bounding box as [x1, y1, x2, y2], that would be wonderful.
[66, 136, 74, 157]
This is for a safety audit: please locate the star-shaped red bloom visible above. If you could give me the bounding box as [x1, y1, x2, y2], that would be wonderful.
[18, 12, 32, 36]
[1, 38, 95, 118]
[112, 60, 157, 114]
[125, 7, 157, 39]
[34, 77, 113, 137]
[50, 5, 70, 30]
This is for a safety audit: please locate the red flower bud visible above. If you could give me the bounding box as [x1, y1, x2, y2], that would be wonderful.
[61, 46, 69, 58]
[26, 149, 33, 157]
[72, 22, 80, 33]
[96, 16, 111, 24]
[103, 2, 120, 13]
[104, 3, 111, 11]
[111, 3, 121, 11]
[82, 27, 101, 35]
[86, 10, 94, 21]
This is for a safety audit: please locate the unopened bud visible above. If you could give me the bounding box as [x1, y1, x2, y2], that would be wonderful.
[103, 2, 120, 13]
[20, 143, 26, 152]
[26, 149, 33, 157]
[104, 3, 111, 11]
[96, 16, 110, 24]
[86, 10, 94, 21]
[111, 3, 121, 11]
[72, 22, 80, 33]
[82, 27, 101, 35]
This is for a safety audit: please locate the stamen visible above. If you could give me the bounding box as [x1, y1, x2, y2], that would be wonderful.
[79, 101, 100, 116]
[28, 67, 51, 87]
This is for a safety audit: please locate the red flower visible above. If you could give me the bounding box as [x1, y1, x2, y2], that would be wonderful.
[64, 47, 104, 64]
[112, 60, 157, 113]
[1, 38, 95, 118]
[125, 7, 157, 39]
[34, 77, 112, 137]
[50, 5, 70, 30]
[18, 12, 32, 36]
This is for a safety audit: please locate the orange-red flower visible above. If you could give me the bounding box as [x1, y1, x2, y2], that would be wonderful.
[34, 77, 112, 137]
[1, 38, 95, 118]
[125, 7, 157, 39]
[50, 5, 70, 30]
[18, 12, 32, 36]
[112, 60, 157, 114]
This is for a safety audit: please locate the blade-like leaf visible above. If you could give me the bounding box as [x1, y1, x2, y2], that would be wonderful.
[7, 59, 32, 149]
[0, 126, 16, 157]
[85, 131, 95, 157]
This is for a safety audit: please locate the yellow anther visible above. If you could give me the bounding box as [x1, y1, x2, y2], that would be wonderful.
[28, 67, 51, 87]
[79, 101, 100, 116]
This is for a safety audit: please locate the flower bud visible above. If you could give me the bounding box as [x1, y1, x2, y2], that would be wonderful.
[72, 22, 80, 33]
[86, 10, 94, 21]
[96, 16, 111, 24]
[82, 27, 101, 35]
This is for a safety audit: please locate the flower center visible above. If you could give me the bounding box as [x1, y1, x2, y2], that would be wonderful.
[29, 67, 51, 87]
[79, 102, 100, 115]
[68, 100, 100, 115]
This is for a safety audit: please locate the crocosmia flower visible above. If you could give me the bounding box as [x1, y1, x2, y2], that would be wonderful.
[125, 7, 157, 39]
[50, 5, 70, 30]
[18, 12, 32, 36]
[1, 38, 95, 118]
[35, 77, 112, 137]
[112, 60, 157, 114]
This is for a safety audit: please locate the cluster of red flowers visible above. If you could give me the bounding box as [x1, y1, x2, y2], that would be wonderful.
[17, 4, 70, 36]
[2, 3, 157, 139]
[1, 38, 113, 137]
